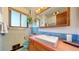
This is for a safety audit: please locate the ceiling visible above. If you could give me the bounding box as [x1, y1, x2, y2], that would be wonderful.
[26, 7, 39, 11]
[26, 7, 67, 17]
[44, 7, 67, 16]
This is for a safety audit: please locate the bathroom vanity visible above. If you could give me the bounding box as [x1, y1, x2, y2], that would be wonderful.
[28, 35, 79, 51]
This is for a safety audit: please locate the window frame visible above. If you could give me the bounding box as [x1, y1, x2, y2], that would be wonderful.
[9, 8, 29, 28]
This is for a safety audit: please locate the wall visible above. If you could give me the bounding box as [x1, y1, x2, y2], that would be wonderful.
[0, 7, 2, 22]
[0, 8, 3, 50]
[38, 8, 79, 34]
[0, 35, 2, 50]
[11, 7, 30, 15]
[2, 28, 27, 51]
[2, 7, 9, 26]
[1, 7, 29, 50]
[78, 8, 79, 34]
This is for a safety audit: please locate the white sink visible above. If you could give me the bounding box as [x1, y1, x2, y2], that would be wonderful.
[35, 35, 59, 47]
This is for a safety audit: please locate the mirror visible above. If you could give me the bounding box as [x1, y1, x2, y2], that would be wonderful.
[35, 7, 70, 28]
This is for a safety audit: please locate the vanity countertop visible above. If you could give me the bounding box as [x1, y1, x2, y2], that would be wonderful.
[29, 35, 79, 51]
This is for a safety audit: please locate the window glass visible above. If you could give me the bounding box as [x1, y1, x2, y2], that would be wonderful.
[11, 10, 20, 26]
[21, 14, 27, 27]
[10, 10, 28, 27]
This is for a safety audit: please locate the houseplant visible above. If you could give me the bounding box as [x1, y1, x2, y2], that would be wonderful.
[27, 16, 32, 27]
[26, 16, 33, 36]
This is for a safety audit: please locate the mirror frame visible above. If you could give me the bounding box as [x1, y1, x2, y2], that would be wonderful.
[37, 7, 70, 28]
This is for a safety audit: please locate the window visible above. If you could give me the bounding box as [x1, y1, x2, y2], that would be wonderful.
[10, 10, 28, 27]
[11, 10, 20, 26]
[21, 14, 27, 27]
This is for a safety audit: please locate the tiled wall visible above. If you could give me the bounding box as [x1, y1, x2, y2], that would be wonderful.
[72, 34, 79, 44]
[32, 27, 79, 44]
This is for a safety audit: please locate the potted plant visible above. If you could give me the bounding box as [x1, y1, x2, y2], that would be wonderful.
[27, 16, 33, 35]
[27, 16, 32, 28]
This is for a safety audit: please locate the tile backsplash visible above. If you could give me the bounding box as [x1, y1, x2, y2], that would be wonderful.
[32, 27, 79, 44]
[72, 34, 79, 44]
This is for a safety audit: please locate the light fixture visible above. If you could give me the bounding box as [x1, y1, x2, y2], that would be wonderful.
[36, 8, 41, 14]
[35, 7, 48, 14]
[56, 11, 60, 14]
[52, 11, 60, 15]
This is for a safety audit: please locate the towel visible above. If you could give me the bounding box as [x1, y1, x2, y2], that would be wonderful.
[0, 22, 8, 33]
[3, 22, 8, 33]
[0, 12, 8, 33]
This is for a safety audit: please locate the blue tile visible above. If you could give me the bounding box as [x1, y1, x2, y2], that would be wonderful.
[35, 31, 67, 40]
[72, 34, 79, 44]
[31, 28, 79, 44]
[31, 27, 39, 34]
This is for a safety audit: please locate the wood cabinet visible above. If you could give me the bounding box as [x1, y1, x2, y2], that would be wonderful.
[29, 40, 37, 51]
[29, 40, 48, 51]
[28, 36, 79, 51]
[28, 38, 55, 51]
[56, 11, 67, 25]
[56, 8, 70, 26]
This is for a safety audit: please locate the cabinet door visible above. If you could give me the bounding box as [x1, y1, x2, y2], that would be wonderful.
[56, 11, 67, 26]
[29, 44, 37, 51]
[29, 40, 34, 51]
[29, 40, 38, 51]
[29, 39, 55, 51]
[34, 41, 51, 51]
